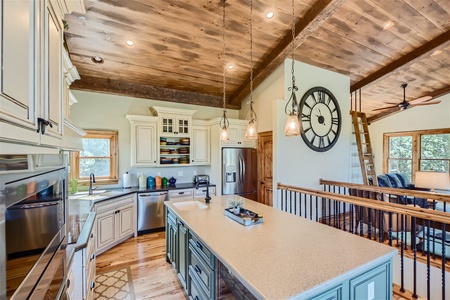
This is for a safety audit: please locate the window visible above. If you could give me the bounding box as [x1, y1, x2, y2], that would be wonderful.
[383, 128, 450, 182]
[70, 130, 118, 185]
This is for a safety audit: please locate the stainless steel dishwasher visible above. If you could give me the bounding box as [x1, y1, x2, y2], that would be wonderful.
[137, 191, 168, 234]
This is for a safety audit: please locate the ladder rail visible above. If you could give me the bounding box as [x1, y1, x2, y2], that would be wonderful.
[351, 111, 378, 185]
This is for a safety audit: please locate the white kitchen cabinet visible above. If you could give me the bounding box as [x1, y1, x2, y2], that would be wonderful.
[126, 115, 158, 167]
[191, 120, 210, 165]
[0, 0, 40, 144]
[221, 120, 256, 148]
[94, 195, 136, 254]
[169, 188, 195, 199]
[0, 0, 83, 149]
[194, 186, 216, 198]
[151, 106, 196, 137]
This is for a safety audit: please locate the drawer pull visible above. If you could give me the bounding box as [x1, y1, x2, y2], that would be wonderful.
[90, 282, 95, 289]
[194, 265, 202, 274]
[67, 278, 70, 288]
[90, 233, 94, 239]
[195, 241, 203, 249]
[194, 296, 199, 300]
[90, 253, 95, 261]
[179, 192, 184, 195]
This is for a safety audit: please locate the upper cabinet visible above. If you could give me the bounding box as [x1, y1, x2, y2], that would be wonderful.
[217, 119, 256, 148]
[151, 106, 196, 138]
[126, 115, 158, 167]
[0, 0, 84, 151]
[191, 120, 210, 165]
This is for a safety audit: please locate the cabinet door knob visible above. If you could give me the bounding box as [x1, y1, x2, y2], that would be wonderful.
[67, 278, 71, 288]
[90, 253, 95, 261]
[90, 282, 95, 289]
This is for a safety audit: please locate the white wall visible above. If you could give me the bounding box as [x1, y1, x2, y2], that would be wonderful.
[239, 64, 284, 133]
[274, 60, 352, 193]
[369, 94, 450, 174]
[70, 90, 239, 188]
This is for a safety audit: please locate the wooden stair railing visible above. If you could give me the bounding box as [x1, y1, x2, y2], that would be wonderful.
[351, 111, 377, 185]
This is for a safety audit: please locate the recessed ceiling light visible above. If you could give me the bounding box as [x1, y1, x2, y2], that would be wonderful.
[266, 11, 274, 19]
[431, 49, 442, 57]
[126, 40, 134, 46]
[383, 21, 395, 30]
[227, 64, 234, 69]
[91, 56, 104, 64]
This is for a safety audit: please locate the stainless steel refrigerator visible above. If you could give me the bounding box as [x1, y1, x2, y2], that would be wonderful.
[222, 148, 257, 200]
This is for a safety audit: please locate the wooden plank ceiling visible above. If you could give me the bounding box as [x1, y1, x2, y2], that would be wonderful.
[65, 0, 450, 120]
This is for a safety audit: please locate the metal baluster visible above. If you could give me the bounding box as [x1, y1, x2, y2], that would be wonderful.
[299, 193, 302, 218]
[309, 194, 313, 220]
[388, 212, 393, 246]
[321, 196, 326, 224]
[289, 191, 293, 214]
[343, 201, 347, 232]
[294, 192, 297, 216]
[432, 221, 436, 259]
[426, 220, 430, 300]
[281, 190, 285, 211]
[328, 197, 331, 226]
[368, 207, 372, 240]
[315, 195, 318, 222]
[400, 214, 405, 292]
[304, 193, 307, 219]
[350, 204, 354, 234]
[412, 216, 417, 298]
[359, 206, 364, 237]
[442, 223, 446, 300]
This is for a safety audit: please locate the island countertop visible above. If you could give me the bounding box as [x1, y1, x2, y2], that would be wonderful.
[165, 195, 397, 299]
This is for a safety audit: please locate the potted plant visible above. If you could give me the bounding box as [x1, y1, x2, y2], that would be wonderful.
[228, 198, 243, 215]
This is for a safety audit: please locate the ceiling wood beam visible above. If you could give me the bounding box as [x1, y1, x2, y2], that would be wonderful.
[228, 0, 347, 106]
[71, 76, 240, 110]
[351, 29, 450, 93]
[367, 84, 450, 124]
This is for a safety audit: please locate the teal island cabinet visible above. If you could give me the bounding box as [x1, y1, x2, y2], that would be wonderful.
[165, 197, 396, 300]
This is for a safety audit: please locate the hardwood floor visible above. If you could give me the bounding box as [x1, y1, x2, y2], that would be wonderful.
[96, 231, 419, 300]
[95, 231, 187, 299]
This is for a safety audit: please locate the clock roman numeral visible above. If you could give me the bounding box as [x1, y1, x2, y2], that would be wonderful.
[319, 137, 325, 148]
[332, 117, 339, 125]
[302, 113, 311, 122]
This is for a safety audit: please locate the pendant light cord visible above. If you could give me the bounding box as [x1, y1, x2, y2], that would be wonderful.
[220, 0, 229, 129]
[285, 0, 298, 115]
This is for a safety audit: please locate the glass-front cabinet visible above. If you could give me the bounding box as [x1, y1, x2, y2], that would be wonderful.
[160, 115, 190, 136]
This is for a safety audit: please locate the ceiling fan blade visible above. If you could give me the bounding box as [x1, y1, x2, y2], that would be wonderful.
[408, 95, 433, 105]
[372, 105, 400, 111]
[383, 102, 401, 105]
[410, 100, 441, 107]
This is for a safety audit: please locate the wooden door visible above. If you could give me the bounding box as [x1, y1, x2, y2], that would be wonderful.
[257, 131, 273, 206]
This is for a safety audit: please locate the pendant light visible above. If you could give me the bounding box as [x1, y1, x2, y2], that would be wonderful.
[284, 0, 300, 137]
[245, 0, 257, 140]
[219, 0, 229, 141]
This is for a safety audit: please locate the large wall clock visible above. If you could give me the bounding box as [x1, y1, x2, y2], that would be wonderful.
[299, 86, 342, 152]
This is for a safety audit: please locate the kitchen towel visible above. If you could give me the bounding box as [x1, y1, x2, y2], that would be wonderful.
[123, 172, 131, 189]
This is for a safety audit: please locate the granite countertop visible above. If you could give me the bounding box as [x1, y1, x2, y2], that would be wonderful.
[165, 196, 397, 300]
[67, 182, 215, 245]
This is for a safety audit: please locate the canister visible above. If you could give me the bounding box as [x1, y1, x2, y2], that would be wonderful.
[138, 175, 147, 189]
[147, 176, 155, 188]
[155, 176, 162, 187]
[162, 177, 168, 187]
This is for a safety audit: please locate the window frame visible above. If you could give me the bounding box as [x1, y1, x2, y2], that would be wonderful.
[70, 130, 119, 185]
[383, 128, 450, 182]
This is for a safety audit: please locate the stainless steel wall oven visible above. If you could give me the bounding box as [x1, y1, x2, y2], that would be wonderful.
[1, 166, 67, 299]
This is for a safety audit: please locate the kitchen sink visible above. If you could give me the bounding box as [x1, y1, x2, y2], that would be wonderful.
[173, 200, 208, 211]
[74, 190, 107, 196]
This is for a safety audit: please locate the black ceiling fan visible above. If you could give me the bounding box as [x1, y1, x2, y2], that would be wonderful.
[373, 83, 440, 112]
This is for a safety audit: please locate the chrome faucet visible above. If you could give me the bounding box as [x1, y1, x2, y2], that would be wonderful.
[89, 173, 96, 195]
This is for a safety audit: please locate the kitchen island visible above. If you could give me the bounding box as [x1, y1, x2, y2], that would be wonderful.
[165, 196, 397, 300]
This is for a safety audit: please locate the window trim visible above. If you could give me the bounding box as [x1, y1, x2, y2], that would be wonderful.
[70, 130, 119, 185]
[383, 128, 450, 182]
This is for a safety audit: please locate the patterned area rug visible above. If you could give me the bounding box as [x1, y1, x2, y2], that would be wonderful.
[94, 266, 135, 300]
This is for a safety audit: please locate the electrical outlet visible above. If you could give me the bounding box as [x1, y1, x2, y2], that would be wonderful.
[178, 171, 183, 176]
[193, 171, 197, 176]
[157, 172, 161, 176]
